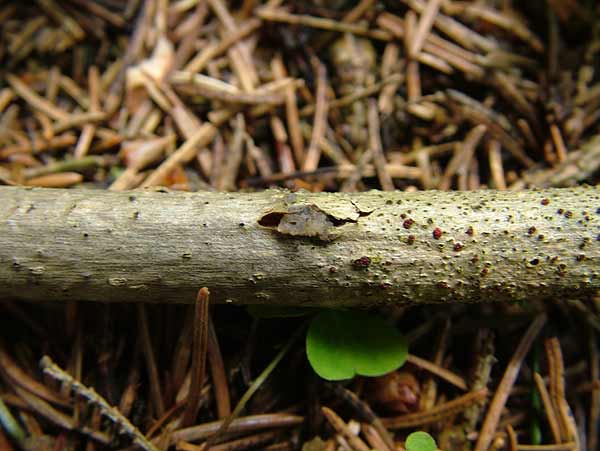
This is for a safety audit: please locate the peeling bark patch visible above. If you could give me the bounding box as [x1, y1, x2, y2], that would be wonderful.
[258, 204, 363, 241]
[258, 212, 285, 228]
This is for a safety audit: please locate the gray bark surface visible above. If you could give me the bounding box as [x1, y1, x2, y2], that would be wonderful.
[0, 186, 598, 306]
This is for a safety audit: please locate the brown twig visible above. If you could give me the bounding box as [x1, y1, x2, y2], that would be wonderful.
[181, 288, 211, 427]
[474, 314, 547, 451]
[382, 388, 488, 428]
[137, 305, 166, 418]
[302, 60, 328, 172]
[40, 356, 159, 451]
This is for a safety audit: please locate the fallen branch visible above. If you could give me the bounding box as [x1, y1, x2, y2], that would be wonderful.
[0, 186, 598, 305]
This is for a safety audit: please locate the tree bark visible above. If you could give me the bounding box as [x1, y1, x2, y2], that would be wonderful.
[0, 186, 598, 306]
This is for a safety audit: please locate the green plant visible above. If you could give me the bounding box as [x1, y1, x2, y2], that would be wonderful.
[405, 431, 437, 451]
[249, 307, 408, 381]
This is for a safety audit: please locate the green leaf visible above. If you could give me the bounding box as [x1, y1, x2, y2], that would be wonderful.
[405, 431, 437, 451]
[305, 310, 408, 381]
[247, 305, 316, 318]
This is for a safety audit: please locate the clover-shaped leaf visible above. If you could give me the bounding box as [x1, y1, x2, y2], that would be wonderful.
[306, 310, 408, 381]
[405, 431, 437, 451]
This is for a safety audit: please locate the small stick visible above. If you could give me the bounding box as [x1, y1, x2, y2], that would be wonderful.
[409, 0, 443, 58]
[246, 134, 274, 179]
[368, 99, 394, 191]
[589, 329, 600, 451]
[321, 407, 371, 451]
[52, 111, 107, 134]
[34, 111, 54, 141]
[451, 3, 544, 53]
[272, 56, 304, 167]
[302, 61, 328, 172]
[37, 0, 85, 41]
[58, 74, 90, 110]
[414, 139, 433, 189]
[343, 0, 377, 23]
[45, 66, 61, 102]
[361, 424, 391, 451]
[517, 118, 539, 150]
[492, 72, 539, 130]
[138, 72, 173, 114]
[0, 347, 67, 407]
[208, 0, 258, 91]
[439, 125, 487, 190]
[74, 66, 101, 159]
[171, 72, 295, 105]
[326, 384, 395, 451]
[6, 74, 70, 121]
[417, 51, 454, 73]
[0, 89, 14, 114]
[516, 443, 578, 451]
[545, 338, 579, 446]
[378, 43, 402, 115]
[270, 115, 297, 178]
[173, 4, 209, 68]
[401, 0, 496, 52]
[8, 16, 47, 56]
[533, 372, 562, 444]
[405, 11, 422, 101]
[208, 317, 231, 419]
[488, 140, 507, 190]
[14, 386, 112, 446]
[205, 323, 306, 446]
[256, 8, 392, 41]
[206, 430, 281, 451]
[506, 424, 519, 451]
[422, 41, 485, 78]
[446, 90, 534, 167]
[137, 305, 166, 417]
[171, 413, 303, 444]
[111, 137, 172, 190]
[300, 74, 403, 117]
[41, 356, 157, 451]
[25, 172, 83, 188]
[162, 86, 213, 175]
[407, 354, 468, 390]
[181, 288, 211, 427]
[318, 134, 352, 166]
[382, 388, 488, 428]
[183, 18, 261, 73]
[142, 123, 217, 187]
[68, 0, 127, 28]
[419, 320, 450, 411]
[474, 315, 547, 451]
[549, 123, 568, 163]
[377, 13, 485, 78]
[217, 113, 245, 191]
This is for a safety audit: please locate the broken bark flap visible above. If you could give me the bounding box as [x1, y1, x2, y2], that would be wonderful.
[258, 197, 369, 241]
